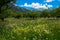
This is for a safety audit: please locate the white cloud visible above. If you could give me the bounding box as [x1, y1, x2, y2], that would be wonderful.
[20, 2, 53, 10]
[47, 5, 53, 8]
[45, 0, 54, 2]
[24, 3, 31, 7]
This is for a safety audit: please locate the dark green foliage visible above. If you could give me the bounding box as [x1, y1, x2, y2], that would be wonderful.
[2, 6, 60, 19]
[0, 18, 60, 40]
[0, 0, 16, 20]
[50, 7, 60, 17]
[1, 2, 60, 19]
[40, 9, 51, 17]
[0, 0, 60, 40]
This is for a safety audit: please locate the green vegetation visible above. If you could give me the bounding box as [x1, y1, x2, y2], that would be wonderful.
[0, 1, 60, 40]
[1, 7, 60, 19]
[0, 0, 16, 20]
[0, 18, 60, 40]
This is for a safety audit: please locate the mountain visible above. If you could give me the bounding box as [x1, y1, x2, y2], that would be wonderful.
[8, 3, 31, 13]
[7, 3, 52, 13]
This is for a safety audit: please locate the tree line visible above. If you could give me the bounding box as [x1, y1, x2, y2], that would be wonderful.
[0, 0, 16, 20]
[2, 7, 60, 18]
[0, 0, 60, 20]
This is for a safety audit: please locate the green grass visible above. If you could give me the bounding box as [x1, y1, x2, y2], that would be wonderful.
[0, 18, 60, 40]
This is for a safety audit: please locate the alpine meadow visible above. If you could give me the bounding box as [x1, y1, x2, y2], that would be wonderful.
[0, 0, 60, 40]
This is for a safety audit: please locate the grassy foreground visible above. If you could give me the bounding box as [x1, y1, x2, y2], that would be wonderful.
[0, 18, 60, 40]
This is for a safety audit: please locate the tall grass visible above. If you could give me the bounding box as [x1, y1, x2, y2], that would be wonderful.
[0, 18, 60, 40]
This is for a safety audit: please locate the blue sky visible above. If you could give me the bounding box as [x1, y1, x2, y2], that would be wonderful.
[16, 0, 60, 9]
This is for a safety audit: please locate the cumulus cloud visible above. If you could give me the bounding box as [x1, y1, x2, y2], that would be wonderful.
[20, 3, 53, 10]
[47, 5, 53, 8]
[24, 3, 31, 7]
[45, 0, 54, 2]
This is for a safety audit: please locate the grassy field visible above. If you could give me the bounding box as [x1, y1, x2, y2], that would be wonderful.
[0, 18, 60, 40]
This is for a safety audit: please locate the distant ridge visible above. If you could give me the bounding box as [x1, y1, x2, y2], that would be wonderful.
[8, 3, 31, 13]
